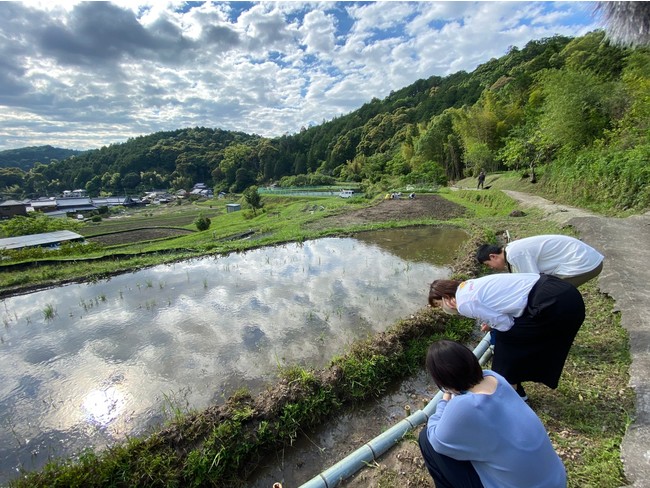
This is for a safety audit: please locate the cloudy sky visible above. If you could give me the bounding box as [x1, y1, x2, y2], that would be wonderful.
[0, 1, 602, 151]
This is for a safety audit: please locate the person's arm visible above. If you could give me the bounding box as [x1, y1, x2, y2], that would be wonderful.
[426, 396, 494, 461]
[458, 300, 514, 331]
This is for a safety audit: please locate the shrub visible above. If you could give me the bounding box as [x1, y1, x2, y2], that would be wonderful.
[194, 215, 211, 231]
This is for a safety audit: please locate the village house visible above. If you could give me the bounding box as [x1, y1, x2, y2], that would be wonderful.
[0, 200, 28, 219]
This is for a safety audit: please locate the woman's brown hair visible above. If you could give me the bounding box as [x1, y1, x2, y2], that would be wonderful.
[428, 279, 461, 306]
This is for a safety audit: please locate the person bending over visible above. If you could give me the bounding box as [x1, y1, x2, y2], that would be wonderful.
[418, 339, 566, 488]
[476, 234, 604, 288]
[428, 273, 585, 401]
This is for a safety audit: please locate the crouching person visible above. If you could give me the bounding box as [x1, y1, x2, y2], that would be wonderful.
[418, 339, 566, 488]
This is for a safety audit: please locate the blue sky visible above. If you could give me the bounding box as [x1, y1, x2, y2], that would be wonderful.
[0, 1, 604, 151]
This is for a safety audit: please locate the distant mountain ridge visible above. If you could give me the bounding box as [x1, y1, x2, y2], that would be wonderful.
[0, 145, 84, 171]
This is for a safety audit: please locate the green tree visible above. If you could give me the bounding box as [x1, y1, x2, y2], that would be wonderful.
[0, 167, 25, 192]
[24, 169, 49, 197]
[243, 185, 263, 215]
[233, 168, 256, 193]
[140, 171, 165, 190]
[464, 142, 495, 176]
[121, 172, 141, 191]
[1, 214, 81, 237]
[73, 167, 94, 190]
[85, 175, 103, 196]
[538, 69, 611, 152]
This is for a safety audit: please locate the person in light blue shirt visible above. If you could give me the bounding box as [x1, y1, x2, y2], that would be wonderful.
[418, 339, 567, 488]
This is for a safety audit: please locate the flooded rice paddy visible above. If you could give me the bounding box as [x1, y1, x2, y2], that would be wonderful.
[0, 226, 467, 482]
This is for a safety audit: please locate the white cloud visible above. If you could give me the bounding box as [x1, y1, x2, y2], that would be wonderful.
[300, 9, 337, 56]
[0, 1, 598, 151]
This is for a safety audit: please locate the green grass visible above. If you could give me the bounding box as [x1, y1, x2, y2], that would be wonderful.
[440, 187, 519, 218]
[454, 168, 642, 217]
[527, 283, 633, 488]
[80, 204, 208, 236]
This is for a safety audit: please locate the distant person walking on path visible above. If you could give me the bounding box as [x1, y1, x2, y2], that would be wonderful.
[418, 339, 567, 488]
[477, 170, 486, 189]
[476, 234, 604, 288]
[428, 273, 585, 401]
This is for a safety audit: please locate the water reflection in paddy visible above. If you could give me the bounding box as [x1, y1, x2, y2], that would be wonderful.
[0, 226, 467, 482]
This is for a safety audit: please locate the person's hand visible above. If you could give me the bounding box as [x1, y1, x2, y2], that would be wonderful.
[480, 322, 491, 332]
[442, 392, 452, 401]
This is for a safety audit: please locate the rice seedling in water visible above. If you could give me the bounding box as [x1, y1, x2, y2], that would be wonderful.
[43, 304, 56, 321]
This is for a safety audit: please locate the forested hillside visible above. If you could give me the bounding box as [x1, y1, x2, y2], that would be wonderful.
[0, 146, 82, 171]
[1, 30, 648, 211]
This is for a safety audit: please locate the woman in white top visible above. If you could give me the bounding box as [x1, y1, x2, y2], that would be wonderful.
[428, 273, 585, 400]
[476, 234, 604, 287]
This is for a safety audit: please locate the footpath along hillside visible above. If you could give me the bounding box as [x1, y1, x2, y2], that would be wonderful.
[502, 190, 650, 488]
[341, 189, 650, 488]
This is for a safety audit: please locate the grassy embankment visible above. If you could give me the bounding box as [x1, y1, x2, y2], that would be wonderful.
[5, 175, 634, 487]
[454, 166, 643, 217]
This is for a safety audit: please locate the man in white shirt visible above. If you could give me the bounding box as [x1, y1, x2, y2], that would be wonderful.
[476, 234, 604, 287]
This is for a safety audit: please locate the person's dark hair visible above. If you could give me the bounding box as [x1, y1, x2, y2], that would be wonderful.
[428, 279, 461, 306]
[476, 244, 502, 264]
[426, 339, 483, 392]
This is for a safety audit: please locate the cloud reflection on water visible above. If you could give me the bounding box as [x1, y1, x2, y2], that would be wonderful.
[0, 229, 466, 482]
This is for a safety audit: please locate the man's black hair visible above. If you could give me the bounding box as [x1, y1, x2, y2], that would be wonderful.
[476, 244, 502, 264]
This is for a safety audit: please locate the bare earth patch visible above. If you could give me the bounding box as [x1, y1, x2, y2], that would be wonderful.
[344, 442, 434, 488]
[87, 228, 194, 246]
[306, 194, 466, 230]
